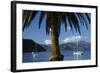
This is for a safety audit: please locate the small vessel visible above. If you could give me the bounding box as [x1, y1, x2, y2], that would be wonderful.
[32, 52, 36, 59]
[32, 44, 37, 61]
[73, 51, 83, 60]
[73, 39, 83, 60]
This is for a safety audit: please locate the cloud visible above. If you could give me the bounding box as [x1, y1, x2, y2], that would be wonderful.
[63, 35, 87, 43]
[44, 39, 51, 45]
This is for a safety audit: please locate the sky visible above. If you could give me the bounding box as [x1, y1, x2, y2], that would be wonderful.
[22, 11, 91, 45]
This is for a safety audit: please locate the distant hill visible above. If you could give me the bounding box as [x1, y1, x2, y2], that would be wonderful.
[23, 39, 90, 52]
[60, 40, 90, 51]
[41, 40, 91, 51]
[41, 44, 51, 51]
[23, 39, 46, 52]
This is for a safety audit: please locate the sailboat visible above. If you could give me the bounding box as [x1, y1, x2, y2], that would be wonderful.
[73, 39, 83, 60]
[32, 44, 37, 61]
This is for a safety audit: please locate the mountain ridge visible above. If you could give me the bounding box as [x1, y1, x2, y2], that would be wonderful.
[23, 39, 90, 52]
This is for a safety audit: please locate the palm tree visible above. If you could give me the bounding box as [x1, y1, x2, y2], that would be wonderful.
[23, 10, 90, 61]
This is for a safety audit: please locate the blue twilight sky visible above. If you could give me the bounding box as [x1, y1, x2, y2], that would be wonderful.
[22, 11, 91, 45]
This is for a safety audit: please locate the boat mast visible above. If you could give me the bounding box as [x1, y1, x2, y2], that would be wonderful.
[77, 38, 78, 52]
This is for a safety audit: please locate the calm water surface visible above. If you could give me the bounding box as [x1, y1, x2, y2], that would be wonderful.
[23, 50, 91, 63]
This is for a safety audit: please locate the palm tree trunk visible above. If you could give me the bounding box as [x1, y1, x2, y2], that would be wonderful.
[49, 24, 64, 61]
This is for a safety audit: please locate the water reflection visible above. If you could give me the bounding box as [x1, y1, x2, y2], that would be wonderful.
[23, 50, 90, 63]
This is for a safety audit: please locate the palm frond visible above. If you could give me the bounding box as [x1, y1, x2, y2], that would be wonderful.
[67, 14, 74, 32]
[23, 11, 90, 35]
[61, 13, 67, 32]
[86, 13, 91, 24]
[45, 13, 51, 35]
[22, 10, 28, 23]
[38, 11, 45, 29]
[69, 13, 81, 34]
[78, 13, 90, 29]
[23, 11, 38, 31]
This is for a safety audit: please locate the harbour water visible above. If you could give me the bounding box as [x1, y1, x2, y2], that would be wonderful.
[23, 49, 91, 63]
